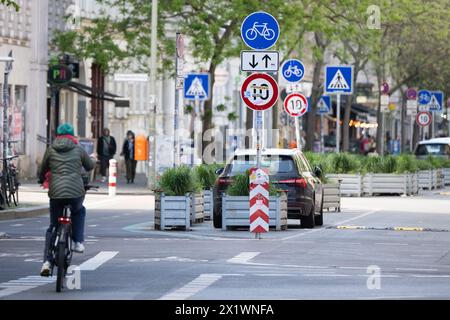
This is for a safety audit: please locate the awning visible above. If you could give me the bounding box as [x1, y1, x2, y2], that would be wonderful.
[50, 81, 130, 107]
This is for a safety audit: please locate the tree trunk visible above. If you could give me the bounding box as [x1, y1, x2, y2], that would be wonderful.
[400, 87, 407, 153]
[305, 58, 323, 151]
[201, 63, 216, 163]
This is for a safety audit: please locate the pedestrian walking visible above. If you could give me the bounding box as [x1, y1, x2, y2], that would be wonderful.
[97, 128, 117, 183]
[121, 130, 137, 184]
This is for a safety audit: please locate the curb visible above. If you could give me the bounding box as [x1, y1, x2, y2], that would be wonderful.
[0, 205, 49, 221]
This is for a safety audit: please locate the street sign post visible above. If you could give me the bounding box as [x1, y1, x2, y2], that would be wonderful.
[183, 73, 210, 101]
[240, 73, 279, 111]
[249, 167, 270, 238]
[281, 59, 305, 83]
[429, 91, 444, 138]
[240, 51, 279, 72]
[324, 65, 353, 153]
[283, 93, 308, 151]
[316, 96, 331, 153]
[241, 11, 279, 50]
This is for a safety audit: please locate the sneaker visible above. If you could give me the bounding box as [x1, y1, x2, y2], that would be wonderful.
[73, 242, 85, 253]
[40, 261, 52, 277]
[101, 176, 107, 183]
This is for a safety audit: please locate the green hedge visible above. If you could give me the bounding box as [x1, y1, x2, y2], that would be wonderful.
[305, 153, 449, 175]
[158, 166, 201, 196]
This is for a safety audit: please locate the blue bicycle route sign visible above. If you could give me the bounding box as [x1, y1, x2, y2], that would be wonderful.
[281, 59, 305, 83]
[241, 12, 279, 50]
[418, 90, 432, 105]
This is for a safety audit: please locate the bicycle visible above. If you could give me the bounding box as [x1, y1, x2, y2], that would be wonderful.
[46, 184, 98, 292]
[0, 155, 20, 207]
[245, 22, 275, 41]
[283, 65, 303, 78]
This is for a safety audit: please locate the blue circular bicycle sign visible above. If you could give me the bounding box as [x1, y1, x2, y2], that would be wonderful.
[281, 59, 305, 83]
[241, 11, 279, 50]
[418, 90, 431, 105]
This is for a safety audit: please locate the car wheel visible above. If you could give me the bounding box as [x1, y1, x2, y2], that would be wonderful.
[301, 204, 315, 229]
[315, 194, 324, 226]
[213, 207, 222, 229]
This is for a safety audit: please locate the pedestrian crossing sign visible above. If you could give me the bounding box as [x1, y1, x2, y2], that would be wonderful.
[183, 73, 210, 101]
[324, 65, 353, 95]
[429, 91, 444, 112]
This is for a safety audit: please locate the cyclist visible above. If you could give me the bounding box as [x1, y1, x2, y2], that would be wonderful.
[38, 123, 97, 276]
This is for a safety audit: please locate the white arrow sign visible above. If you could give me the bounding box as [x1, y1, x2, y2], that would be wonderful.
[240, 50, 279, 72]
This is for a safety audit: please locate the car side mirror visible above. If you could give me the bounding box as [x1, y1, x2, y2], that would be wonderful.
[313, 166, 322, 178]
[215, 167, 224, 175]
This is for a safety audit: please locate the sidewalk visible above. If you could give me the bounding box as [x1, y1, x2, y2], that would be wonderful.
[20, 173, 152, 195]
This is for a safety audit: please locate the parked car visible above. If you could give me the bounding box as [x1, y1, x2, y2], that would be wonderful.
[414, 137, 450, 159]
[213, 148, 324, 229]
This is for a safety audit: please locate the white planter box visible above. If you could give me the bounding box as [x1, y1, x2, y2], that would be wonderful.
[418, 170, 433, 190]
[407, 173, 419, 195]
[322, 182, 341, 212]
[203, 189, 214, 221]
[190, 192, 204, 223]
[221, 194, 288, 231]
[327, 174, 362, 197]
[363, 173, 410, 196]
[155, 194, 190, 230]
[443, 168, 450, 186]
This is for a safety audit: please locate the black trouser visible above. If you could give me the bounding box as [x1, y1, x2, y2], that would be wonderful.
[125, 158, 137, 181]
[99, 155, 112, 177]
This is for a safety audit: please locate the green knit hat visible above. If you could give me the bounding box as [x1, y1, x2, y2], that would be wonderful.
[56, 123, 74, 136]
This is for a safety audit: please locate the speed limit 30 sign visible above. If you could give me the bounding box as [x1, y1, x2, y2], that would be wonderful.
[283, 93, 308, 117]
[241, 73, 279, 111]
[416, 111, 432, 127]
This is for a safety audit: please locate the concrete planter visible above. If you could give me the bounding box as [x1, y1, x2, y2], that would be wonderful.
[434, 169, 444, 189]
[418, 170, 433, 190]
[155, 194, 190, 230]
[327, 174, 362, 197]
[322, 182, 341, 212]
[363, 173, 412, 196]
[221, 194, 288, 231]
[443, 168, 450, 186]
[190, 192, 204, 223]
[203, 189, 214, 221]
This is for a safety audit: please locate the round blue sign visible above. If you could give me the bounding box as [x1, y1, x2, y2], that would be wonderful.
[418, 90, 431, 105]
[241, 11, 279, 50]
[281, 59, 305, 83]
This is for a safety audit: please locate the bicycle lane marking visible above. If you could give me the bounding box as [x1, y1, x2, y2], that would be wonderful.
[0, 251, 118, 299]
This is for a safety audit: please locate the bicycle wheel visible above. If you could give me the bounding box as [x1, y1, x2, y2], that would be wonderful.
[1, 174, 10, 207]
[10, 173, 18, 206]
[55, 225, 68, 293]
[264, 29, 275, 40]
[7, 173, 18, 207]
[245, 28, 257, 40]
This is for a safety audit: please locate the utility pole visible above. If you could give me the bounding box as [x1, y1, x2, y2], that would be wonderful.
[148, 0, 158, 189]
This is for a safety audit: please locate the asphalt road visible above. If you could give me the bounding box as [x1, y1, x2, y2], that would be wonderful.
[1, 188, 450, 300]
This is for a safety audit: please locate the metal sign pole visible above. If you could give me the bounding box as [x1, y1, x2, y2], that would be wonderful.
[381, 113, 385, 155]
[294, 116, 301, 150]
[256, 110, 262, 168]
[410, 114, 414, 152]
[320, 113, 324, 153]
[431, 112, 435, 138]
[336, 94, 341, 153]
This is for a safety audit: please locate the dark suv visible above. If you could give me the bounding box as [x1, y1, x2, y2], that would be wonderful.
[213, 148, 324, 229]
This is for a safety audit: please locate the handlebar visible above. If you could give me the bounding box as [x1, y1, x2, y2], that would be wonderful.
[0, 155, 19, 161]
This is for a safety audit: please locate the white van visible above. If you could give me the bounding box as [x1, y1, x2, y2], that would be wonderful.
[414, 137, 450, 159]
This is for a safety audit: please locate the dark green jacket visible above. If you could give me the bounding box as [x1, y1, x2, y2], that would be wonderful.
[39, 137, 96, 199]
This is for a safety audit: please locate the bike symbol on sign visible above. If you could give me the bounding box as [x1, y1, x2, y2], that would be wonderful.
[281, 59, 305, 83]
[245, 22, 276, 41]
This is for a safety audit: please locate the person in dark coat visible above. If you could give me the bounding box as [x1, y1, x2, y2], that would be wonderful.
[38, 123, 96, 276]
[121, 130, 137, 184]
[97, 128, 117, 182]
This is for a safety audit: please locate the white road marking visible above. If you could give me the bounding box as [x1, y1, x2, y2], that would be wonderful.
[227, 252, 261, 264]
[159, 274, 223, 300]
[88, 225, 98, 227]
[9, 224, 24, 227]
[0, 251, 119, 298]
[410, 275, 450, 278]
[396, 267, 438, 272]
[78, 251, 118, 271]
[129, 256, 208, 263]
[375, 242, 408, 246]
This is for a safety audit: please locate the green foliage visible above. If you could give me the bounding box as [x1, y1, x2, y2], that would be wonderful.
[0, 0, 19, 11]
[226, 171, 281, 197]
[227, 112, 238, 122]
[215, 104, 226, 112]
[193, 164, 217, 190]
[328, 153, 361, 174]
[395, 154, 418, 173]
[158, 166, 200, 196]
